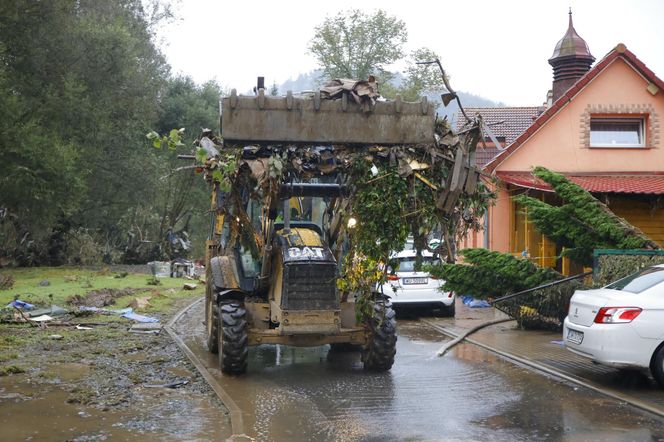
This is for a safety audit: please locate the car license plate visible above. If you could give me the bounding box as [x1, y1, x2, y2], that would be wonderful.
[567, 329, 584, 345]
[403, 277, 427, 285]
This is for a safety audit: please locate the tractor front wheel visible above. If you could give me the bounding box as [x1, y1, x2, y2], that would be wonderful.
[217, 301, 248, 374]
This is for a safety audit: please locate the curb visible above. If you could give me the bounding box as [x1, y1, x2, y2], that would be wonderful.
[421, 318, 664, 420]
[165, 297, 253, 441]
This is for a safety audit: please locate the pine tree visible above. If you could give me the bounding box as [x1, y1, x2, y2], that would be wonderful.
[429, 248, 562, 299]
[513, 167, 659, 266]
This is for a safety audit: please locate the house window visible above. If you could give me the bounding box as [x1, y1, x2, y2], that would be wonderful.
[589, 118, 645, 148]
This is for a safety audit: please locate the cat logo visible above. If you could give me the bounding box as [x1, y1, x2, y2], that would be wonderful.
[288, 247, 324, 259]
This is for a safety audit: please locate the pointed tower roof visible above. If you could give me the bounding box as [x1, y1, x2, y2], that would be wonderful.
[549, 9, 594, 62]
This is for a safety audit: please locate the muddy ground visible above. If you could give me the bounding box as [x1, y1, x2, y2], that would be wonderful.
[0, 296, 232, 441]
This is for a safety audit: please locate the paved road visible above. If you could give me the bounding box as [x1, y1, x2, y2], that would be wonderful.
[173, 301, 664, 441]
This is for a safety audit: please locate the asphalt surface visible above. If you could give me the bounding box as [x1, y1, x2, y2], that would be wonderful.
[422, 299, 664, 418]
[171, 298, 664, 441]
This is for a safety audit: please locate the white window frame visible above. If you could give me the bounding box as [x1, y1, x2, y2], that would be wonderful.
[589, 117, 646, 148]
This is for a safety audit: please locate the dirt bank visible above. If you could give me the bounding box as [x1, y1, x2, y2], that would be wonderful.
[0, 296, 232, 441]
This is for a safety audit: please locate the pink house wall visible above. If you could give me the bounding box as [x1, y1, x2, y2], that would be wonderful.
[494, 58, 664, 174]
[484, 56, 664, 253]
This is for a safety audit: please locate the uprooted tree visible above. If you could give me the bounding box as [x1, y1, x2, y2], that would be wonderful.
[513, 167, 659, 266]
[431, 166, 659, 300]
[428, 166, 660, 330]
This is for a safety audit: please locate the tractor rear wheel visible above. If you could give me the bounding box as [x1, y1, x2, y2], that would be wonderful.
[217, 300, 248, 374]
[362, 299, 397, 371]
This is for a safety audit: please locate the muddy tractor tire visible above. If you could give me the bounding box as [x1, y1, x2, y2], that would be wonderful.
[205, 286, 219, 354]
[217, 301, 248, 374]
[362, 298, 397, 371]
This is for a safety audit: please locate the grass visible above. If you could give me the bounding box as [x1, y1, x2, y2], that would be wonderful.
[0, 267, 203, 313]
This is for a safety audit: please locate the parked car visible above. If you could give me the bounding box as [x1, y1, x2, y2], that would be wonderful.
[563, 265, 664, 388]
[377, 249, 455, 316]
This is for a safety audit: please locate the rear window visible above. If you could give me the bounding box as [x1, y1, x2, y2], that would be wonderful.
[395, 256, 438, 272]
[605, 267, 664, 293]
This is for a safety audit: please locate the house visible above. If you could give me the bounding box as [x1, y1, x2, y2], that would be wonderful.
[464, 12, 664, 275]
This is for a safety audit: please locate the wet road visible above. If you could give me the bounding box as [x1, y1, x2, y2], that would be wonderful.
[174, 300, 664, 441]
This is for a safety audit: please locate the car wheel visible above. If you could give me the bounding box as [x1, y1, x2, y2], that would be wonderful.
[435, 301, 455, 317]
[443, 301, 456, 317]
[362, 298, 397, 371]
[650, 344, 664, 388]
[217, 300, 248, 374]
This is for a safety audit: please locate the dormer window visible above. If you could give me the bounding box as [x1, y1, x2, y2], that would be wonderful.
[589, 117, 645, 148]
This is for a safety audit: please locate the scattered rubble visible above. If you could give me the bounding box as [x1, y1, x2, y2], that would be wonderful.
[127, 296, 152, 310]
[68, 288, 142, 308]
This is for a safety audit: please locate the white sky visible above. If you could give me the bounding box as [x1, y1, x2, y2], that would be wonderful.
[159, 0, 664, 106]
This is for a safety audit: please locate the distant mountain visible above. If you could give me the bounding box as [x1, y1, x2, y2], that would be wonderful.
[278, 71, 324, 94]
[438, 92, 505, 125]
[277, 72, 504, 125]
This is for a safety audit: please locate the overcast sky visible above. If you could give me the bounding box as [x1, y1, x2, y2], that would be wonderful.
[159, 0, 664, 106]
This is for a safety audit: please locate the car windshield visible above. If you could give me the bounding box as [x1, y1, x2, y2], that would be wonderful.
[396, 256, 438, 273]
[605, 267, 664, 294]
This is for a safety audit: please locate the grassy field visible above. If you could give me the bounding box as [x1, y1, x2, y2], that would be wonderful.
[0, 267, 204, 317]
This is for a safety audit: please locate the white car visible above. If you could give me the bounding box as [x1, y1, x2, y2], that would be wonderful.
[563, 265, 664, 388]
[377, 249, 455, 316]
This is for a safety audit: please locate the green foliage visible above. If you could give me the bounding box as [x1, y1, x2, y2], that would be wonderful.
[0, 0, 172, 265]
[336, 254, 384, 321]
[513, 167, 658, 266]
[308, 9, 407, 81]
[351, 162, 410, 260]
[532, 167, 653, 249]
[0, 267, 194, 310]
[146, 128, 185, 150]
[429, 248, 562, 299]
[0, 1, 224, 265]
[309, 11, 448, 103]
[512, 195, 604, 266]
[396, 48, 447, 102]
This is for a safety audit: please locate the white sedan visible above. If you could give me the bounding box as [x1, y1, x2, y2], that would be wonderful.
[377, 249, 455, 316]
[563, 265, 664, 388]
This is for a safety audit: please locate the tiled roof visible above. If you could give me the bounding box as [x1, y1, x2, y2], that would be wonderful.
[485, 44, 664, 173]
[456, 107, 544, 144]
[497, 172, 664, 194]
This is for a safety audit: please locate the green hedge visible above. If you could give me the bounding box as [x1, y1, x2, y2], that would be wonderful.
[593, 249, 664, 286]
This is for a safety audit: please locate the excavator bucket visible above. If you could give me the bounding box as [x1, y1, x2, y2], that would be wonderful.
[221, 89, 435, 145]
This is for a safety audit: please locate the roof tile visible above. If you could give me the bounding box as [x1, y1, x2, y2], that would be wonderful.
[497, 172, 664, 194]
